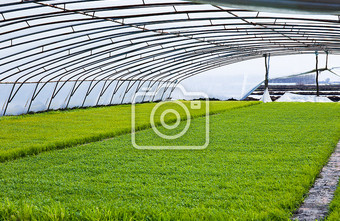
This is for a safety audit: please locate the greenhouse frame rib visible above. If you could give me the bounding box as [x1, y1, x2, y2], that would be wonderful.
[0, 0, 339, 116]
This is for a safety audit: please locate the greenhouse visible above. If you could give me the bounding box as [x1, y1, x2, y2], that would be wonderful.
[1, 0, 340, 115]
[1, 1, 340, 220]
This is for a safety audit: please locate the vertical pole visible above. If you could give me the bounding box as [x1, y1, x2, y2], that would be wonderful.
[261, 54, 272, 103]
[315, 51, 320, 97]
[264, 54, 269, 89]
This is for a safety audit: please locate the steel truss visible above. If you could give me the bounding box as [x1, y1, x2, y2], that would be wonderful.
[0, 0, 340, 115]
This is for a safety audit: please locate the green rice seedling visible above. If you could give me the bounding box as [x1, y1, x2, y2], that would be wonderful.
[0, 103, 339, 220]
[327, 180, 340, 220]
[0, 101, 259, 162]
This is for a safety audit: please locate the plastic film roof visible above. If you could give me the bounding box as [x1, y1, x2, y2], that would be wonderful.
[192, 0, 340, 14]
[0, 0, 340, 115]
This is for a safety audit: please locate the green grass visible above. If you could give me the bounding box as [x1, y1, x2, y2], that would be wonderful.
[0, 102, 339, 220]
[327, 164, 340, 220]
[0, 101, 258, 162]
[328, 188, 340, 220]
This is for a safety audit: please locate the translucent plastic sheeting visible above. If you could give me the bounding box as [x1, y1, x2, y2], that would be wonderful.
[0, 0, 340, 115]
[191, 0, 340, 14]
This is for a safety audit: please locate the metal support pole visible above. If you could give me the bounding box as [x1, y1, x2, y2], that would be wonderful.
[120, 81, 131, 104]
[66, 81, 78, 108]
[27, 82, 40, 113]
[142, 81, 152, 102]
[82, 81, 93, 107]
[47, 81, 59, 110]
[151, 81, 162, 102]
[315, 51, 320, 97]
[2, 83, 16, 116]
[167, 80, 179, 100]
[95, 80, 108, 106]
[109, 80, 119, 105]
[264, 54, 270, 89]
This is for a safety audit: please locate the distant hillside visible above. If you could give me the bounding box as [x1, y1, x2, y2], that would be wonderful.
[269, 73, 340, 85]
[270, 74, 315, 84]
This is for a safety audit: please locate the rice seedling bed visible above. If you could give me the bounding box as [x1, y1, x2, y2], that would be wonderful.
[0, 103, 339, 220]
[0, 101, 257, 162]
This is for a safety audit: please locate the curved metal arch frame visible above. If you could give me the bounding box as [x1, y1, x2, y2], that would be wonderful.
[1, 0, 340, 115]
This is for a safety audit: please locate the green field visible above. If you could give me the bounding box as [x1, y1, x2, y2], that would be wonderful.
[329, 188, 340, 220]
[328, 167, 340, 220]
[0, 102, 339, 220]
[0, 101, 257, 162]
